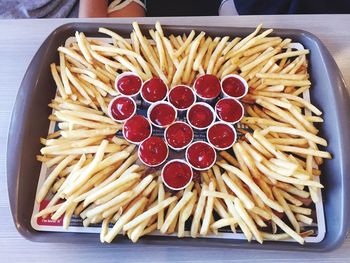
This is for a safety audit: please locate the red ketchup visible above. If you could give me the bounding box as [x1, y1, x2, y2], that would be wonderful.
[138, 136, 168, 167]
[168, 85, 195, 110]
[123, 115, 152, 144]
[116, 73, 142, 96]
[162, 160, 193, 190]
[108, 96, 136, 122]
[187, 103, 214, 130]
[222, 75, 247, 98]
[165, 122, 193, 150]
[194, 74, 221, 100]
[215, 98, 244, 123]
[141, 77, 168, 103]
[207, 122, 236, 150]
[186, 141, 217, 170]
[148, 102, 177, 128]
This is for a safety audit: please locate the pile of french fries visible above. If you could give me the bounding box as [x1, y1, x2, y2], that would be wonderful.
[35, 22, 331, 244]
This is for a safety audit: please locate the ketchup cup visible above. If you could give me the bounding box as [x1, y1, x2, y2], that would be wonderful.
[115, 72, 143, 98]
[215, 98, 244, 124]
[141, 77, 168, 105]
[108, 95, 136, 123]
[207, 121, 237, 151]
[161, 159, 193, 191]
[138, 136, 169, 167]
[164, 121, 194, 151]
[122, 115, 152, 144]
[147, 101, 177, 129]
[185, 141, 217, 171]
[220, 74, 248, 99]
[193, 74, 221, 102]
[187, 102, 215, 130]
[168, 85, 196, 112]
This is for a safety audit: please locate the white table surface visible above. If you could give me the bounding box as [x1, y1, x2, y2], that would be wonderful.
[0, 15, 349, 262]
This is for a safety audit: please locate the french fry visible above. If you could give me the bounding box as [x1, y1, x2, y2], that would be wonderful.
[50, 63, 67, 99]
[218, 163, 283, 212]
[234, 198, 263, 244]
[253, 91, 322, 116]
[200, 181, 215, 236]
[174, 30, 195, 58]
[104, 197, 147, 243]
[203, 37, 219, 70]
[272, 187, 300, 233]
[83, 171, 140, 204]
[271, 213, 304, 244]
[132, 22, 168, 84]
[257, 162, 323, 188]
[61, 128, 118, 139]
[161, 191, 193, 234]
[275, 145, 331, 159]
[191, 184, 208, 238]
[79, 74, 117, 96]
[211, 218, 237, 230]
[59, 52, 72, 95]
[222, 173, 255, 209]
[157, 177, 165, 229]
[58, 46, 90, 68]
[207, 36, 229, 74]
[193, 37, 212, 71]
[245, 133, 273, 158]
[36, 155, 76, 202]
[183, 32, 205, 83]
[123, 196, 177, 231]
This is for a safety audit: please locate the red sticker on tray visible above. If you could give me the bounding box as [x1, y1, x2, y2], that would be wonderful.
[37, 199, 63, 226]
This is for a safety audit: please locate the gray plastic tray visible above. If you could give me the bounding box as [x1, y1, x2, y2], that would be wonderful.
[6, 22, 350, 251]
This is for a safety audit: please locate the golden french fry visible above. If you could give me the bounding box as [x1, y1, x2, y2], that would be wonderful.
[218, 163, 283, 212]
[211, 218, 237, 230]
[50, 63, 67, 99]
[183, 32, 206, 83]
[272, 187, 300, 233]
[207, 36, 229, 74]
[123, 196, 177, 231]
[174, 30, 195, 57]
[104, 197, 147, 243]
[190, 184, 207, 238]
[193, 37, 212, 71]
[234, 198, 263, 244]
[200, 181, 215, 236]
[59, 52, 72, 95]
[36, 155, 76, 203]
[221, 173, 255, 209]
[271, 213, 304, 244]
[58, 46, 91, 68]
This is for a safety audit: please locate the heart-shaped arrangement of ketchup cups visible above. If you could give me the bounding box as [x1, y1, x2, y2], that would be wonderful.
[109, 73, 248, 191]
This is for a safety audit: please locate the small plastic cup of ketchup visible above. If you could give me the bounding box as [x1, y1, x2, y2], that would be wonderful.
[215, 98, 244, 124]
[193, 74, 221, 102]
[138, 136, 169, 167]
[221, 74, 248, 99]
[108, 95, 136, 123]
[147, 101, 177, 129]
[115, 72, 143, 98]
[164, 121, 194, 151]
[161, 159, 193, 191]
[167, 85, 196, 112]
[207, 121, 237, 151]
[140, 77, 168, 105]
[185, 141, 217, 171]
[187, 102, 215, 130]
[122, 115, 152, 144]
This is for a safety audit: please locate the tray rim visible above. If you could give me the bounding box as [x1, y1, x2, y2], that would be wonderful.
[6, 21, 350, 252]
